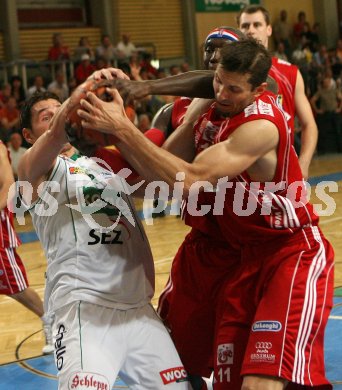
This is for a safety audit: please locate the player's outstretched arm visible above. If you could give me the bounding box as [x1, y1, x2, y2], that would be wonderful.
[77, 88, 278, 195]
[92, 68, 215, 101]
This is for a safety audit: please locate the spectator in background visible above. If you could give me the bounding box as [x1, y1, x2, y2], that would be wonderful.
[95, 34, 117, 65]
[0, 83, 12, 108]
[68, 76, 78, 94]
[10, 76, 26, 107]
[180, 62, 190, 72]
[310, 22, 320, 53]
[274, 41, 288, 61]
[140, 52, 158, 79]
[272, 9, 292, 59]
[0, 96, 20, 141]
[73, 36, 94, 64]
[116, 33, 137, 63]
[129, 52, 142, 80]
[47, 70, 69, 102]
[137, 113, 151, 133]
[312, 44, 330, 71]
[311, 75, 342, 154]
[74, 54, 96, 85]
[336, 39, 342, 63]
[48, 33, 70, 61]
[293, 11, 307, 46]
[7, 132, 26, 178]
[95, 56, 109, 71]
[156, 68, 167, 79]
[26, 75, 46, 99]
[169, 65, 181, 76]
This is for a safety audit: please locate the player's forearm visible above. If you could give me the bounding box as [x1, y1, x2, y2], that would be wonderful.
[146, 70, 215, 98]
[298, 124, 318, 178]
[18, 130, 67, 184]
[0, 178, 14, 210]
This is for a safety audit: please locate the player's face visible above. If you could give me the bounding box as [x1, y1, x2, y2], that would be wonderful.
[213, 65, 259, 117]
[30, 99, 61, 141]
[238, 11, 272, 48]
[203, 38, 231, 70]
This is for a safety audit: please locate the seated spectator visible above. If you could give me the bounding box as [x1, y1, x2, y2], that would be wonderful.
[47, 70, 69, 102]
[74, 54, 96, 85]
[7, 132, 26, 178]
[0, 83, 12, 108]
[73, 36, 94, 64]
[26, 75, 46, 99]
[48, 33, 70, 61]
[95, 34, 118, 65]
[10, 76, 26, 107]
[116, 33, 137, 63]
[0, 96, 20, 141]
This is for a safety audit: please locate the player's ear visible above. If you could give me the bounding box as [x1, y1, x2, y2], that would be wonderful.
[254, 82, 268, 97]
[22, 128, 34, 145]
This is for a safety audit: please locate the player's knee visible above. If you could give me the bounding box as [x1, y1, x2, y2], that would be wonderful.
[241, 375, 286, 390]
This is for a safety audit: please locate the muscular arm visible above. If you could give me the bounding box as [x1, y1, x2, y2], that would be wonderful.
[78, 90, 279, 196]
[94, 69, 216, 101]
[0, 143, 15, 210]
[294, 71, 318, 179]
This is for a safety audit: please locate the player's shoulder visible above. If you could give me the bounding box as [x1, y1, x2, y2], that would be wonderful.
[272, 56, 298, 70]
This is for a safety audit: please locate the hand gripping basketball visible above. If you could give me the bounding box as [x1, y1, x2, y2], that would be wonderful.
[65, 79, 118, 155]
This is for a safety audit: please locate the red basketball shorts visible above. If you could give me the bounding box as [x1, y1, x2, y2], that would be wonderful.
[158, 228, 240, 377]
[0, 246, 28, 295]
[213, 226, 334, 389]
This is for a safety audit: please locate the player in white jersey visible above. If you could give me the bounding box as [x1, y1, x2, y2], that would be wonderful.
[17, 88, 191, 389]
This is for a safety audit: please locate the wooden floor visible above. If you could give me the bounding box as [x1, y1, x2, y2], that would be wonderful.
[0, 154, 341, 366]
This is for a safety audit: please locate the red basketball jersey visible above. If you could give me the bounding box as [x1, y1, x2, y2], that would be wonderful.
[0, 141, 20, 248]
[171, 97, 192, 130]
[269, 57, 298, 138]
[211, 91, 318, 245]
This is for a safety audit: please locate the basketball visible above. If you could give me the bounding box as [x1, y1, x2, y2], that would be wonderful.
[65, 79, 118, 150]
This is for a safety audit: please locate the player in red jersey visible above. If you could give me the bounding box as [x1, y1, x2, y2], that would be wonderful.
[236, 4, 318, 179]
[78, 38, 334, 390]
[0, 141, 54, 354]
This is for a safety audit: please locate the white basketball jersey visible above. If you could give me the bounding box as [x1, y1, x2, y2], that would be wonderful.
[26, 156, 155, 313]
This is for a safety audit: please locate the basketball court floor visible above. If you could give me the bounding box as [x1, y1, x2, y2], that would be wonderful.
[0, 154, 341, 389]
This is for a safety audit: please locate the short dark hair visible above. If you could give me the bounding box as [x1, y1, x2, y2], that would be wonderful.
[20, 91, 61, 129]
[236, 5, 271, 26]
[219, 38, 271, 90]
